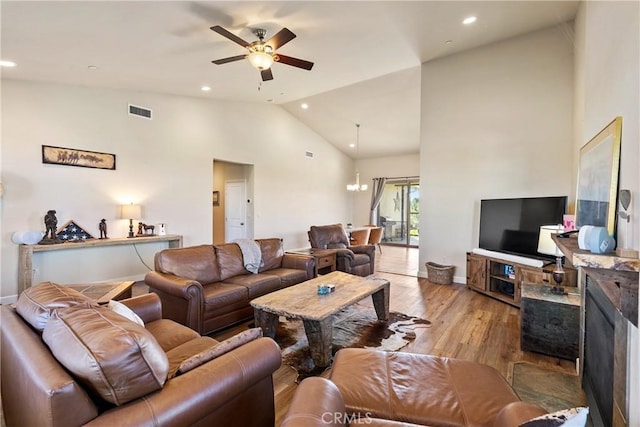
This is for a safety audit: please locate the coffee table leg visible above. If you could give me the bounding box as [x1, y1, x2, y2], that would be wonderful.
[371, 280, 390, 321]
[303, 317, 333, 367]
[254, 309, 279, 339]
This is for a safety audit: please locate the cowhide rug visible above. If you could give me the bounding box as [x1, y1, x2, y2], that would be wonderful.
[274, 302, 431, 381]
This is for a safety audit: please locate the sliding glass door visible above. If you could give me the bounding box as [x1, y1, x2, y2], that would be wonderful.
[377, 178, 420, 247]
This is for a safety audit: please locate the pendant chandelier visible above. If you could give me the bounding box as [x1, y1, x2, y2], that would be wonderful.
[346, 123, 368, 192]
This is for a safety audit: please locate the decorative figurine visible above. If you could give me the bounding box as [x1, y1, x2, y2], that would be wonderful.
[136, 222, 156, 237]
[99, 219, 108, 239]
[39, 210, 62, 244]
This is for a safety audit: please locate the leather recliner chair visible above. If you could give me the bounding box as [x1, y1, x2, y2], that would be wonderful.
[308, 224, 375, 277]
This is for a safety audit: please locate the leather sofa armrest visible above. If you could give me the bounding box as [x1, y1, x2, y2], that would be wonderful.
[119, 293, 162, 323]
[493, 402, 548, 427]
[84, 337, 282, 427]
[350, 244, 375, 257]
[144, 271, 204, 300]
[282, 254, 316, 279]
[282, 377, 347, 427]
[333, 248, 355, 261]
[145, 271, 205, 333]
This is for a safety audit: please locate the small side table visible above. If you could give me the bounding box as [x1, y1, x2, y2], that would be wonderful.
[68, 281, 136, 305]
[520, 283, 580, 360]
[287, 248, 337, 276]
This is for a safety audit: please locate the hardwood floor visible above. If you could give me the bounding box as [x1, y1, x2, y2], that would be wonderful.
[268, 245, 578, 426]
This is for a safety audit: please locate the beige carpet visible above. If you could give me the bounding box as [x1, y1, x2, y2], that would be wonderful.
[274, 302, 431, 381]
[511, 362, 588, 413]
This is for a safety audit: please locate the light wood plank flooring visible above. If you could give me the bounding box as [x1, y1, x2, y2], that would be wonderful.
[221, 245, 579, 426]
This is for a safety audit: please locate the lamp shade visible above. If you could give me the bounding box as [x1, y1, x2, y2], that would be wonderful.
[120, 203, 141, 220]
[248, 51, 273, 70]
[537, 225, 564, 256]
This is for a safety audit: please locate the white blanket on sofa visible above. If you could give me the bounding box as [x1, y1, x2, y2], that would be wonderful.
[234, 239, 263, 274]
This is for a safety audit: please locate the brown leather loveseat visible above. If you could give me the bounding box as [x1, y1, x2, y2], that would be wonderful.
[145, 238, 315, 335]
[282, 348, 548, 427]
[308, 224, 375, 277]
[1, 282, 282, 427]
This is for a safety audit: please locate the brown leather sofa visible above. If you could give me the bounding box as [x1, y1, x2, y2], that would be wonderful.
[145, 238, 315, 335]
[1, 284, 282, 427]
[308, 224, 375, 277]
[282, 348, 548, 427]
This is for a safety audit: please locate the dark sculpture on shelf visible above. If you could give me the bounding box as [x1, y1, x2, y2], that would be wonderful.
[99, 219, 108, 239]
[39, 210, 63, 245]
[136, 222, 156, 237]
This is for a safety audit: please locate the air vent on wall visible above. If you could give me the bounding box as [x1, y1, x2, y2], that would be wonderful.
[305, 151, 314, 159]
[128, 104, 152, 119]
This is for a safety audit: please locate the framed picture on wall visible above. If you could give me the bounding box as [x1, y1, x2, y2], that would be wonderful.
[212, 191, 220, 206]
[42, 145, 116, 170]
[575, 117, 622, 237]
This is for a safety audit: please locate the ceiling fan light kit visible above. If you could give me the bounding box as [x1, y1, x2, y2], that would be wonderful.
[210, 25, 314, 81]
[248, 51, 274, 70]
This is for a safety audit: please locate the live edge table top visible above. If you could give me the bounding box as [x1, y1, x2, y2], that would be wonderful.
[250, 271, 389, 321]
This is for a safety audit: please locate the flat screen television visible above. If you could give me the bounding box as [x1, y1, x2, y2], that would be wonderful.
[479, 196, 567, 260]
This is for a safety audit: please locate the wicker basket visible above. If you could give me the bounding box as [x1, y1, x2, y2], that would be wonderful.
[425, 262, 455, 285]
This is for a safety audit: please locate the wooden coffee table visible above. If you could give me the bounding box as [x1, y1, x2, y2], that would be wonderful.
[250, 271, 390, 367]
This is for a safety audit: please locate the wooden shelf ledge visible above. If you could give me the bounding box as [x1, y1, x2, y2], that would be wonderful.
[552, 234, 639, 272]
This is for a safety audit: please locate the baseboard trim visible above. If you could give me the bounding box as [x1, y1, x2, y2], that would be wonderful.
[1, 294, 18, 305]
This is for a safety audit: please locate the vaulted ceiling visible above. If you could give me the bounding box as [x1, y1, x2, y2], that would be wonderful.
[1, 1, 579, 158]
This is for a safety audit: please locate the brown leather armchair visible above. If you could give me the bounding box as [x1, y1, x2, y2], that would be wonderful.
[282, 348, 548, 427]
[308, 224, 375, 277]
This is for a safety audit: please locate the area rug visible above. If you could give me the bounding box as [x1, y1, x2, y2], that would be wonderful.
[274, 302, 431, 381]
[511, 362, 587, 413]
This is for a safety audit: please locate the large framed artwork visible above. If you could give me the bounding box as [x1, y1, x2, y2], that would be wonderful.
[575, 117, 622, 237]
[42, 145, 116, 170]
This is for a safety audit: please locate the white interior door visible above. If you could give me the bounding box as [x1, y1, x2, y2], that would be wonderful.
[225, 180, 247, 242]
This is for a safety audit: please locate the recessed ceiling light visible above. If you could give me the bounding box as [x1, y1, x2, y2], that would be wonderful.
[463, 16, 477, 25]
[301, 103, 309, 110]
[201, 86, 211, 92]
[445, 40, 453, 45]
[349, 143, 356, 148]
[0, 60, 17, 67]
[87, 65, 98, 70]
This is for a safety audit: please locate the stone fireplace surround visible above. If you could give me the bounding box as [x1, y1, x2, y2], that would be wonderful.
[553, 236, 638, 427]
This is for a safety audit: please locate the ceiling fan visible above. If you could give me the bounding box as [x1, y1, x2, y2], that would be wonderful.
[210, 25, 314, 81]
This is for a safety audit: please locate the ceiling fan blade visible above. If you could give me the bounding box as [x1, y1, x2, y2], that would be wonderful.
[211, 54, 247, 65]
[261, 68, 274, 81]
[265, 28, 296, 50]
[210, 25, 250, 48]
[275, 54, 314, 70]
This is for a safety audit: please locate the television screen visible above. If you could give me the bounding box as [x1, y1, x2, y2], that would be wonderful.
[479, 196, 567, 260]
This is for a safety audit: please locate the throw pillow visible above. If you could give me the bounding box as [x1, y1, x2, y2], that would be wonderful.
[108, 299, 144, 326]
[175, 328, 263, 376]
[520, 407, 589, 427]
[16, 281, 97, 331]
[166, 336, 219, 378]
[43, 306, 169, 405]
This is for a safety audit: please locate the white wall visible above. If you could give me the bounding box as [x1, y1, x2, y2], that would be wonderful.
[419, 25, 575, 282]
[574, 2, 639, 424]
[1, 80, 353, 300]
[352, 154, 420, 226]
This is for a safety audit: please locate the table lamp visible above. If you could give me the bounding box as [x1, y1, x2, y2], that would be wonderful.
[537, 224, 565, 294]
[120, 203, 141, 238]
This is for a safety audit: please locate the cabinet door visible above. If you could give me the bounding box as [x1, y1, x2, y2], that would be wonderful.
[519, 267, 550, 285]
[466, 254, 487, 291]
